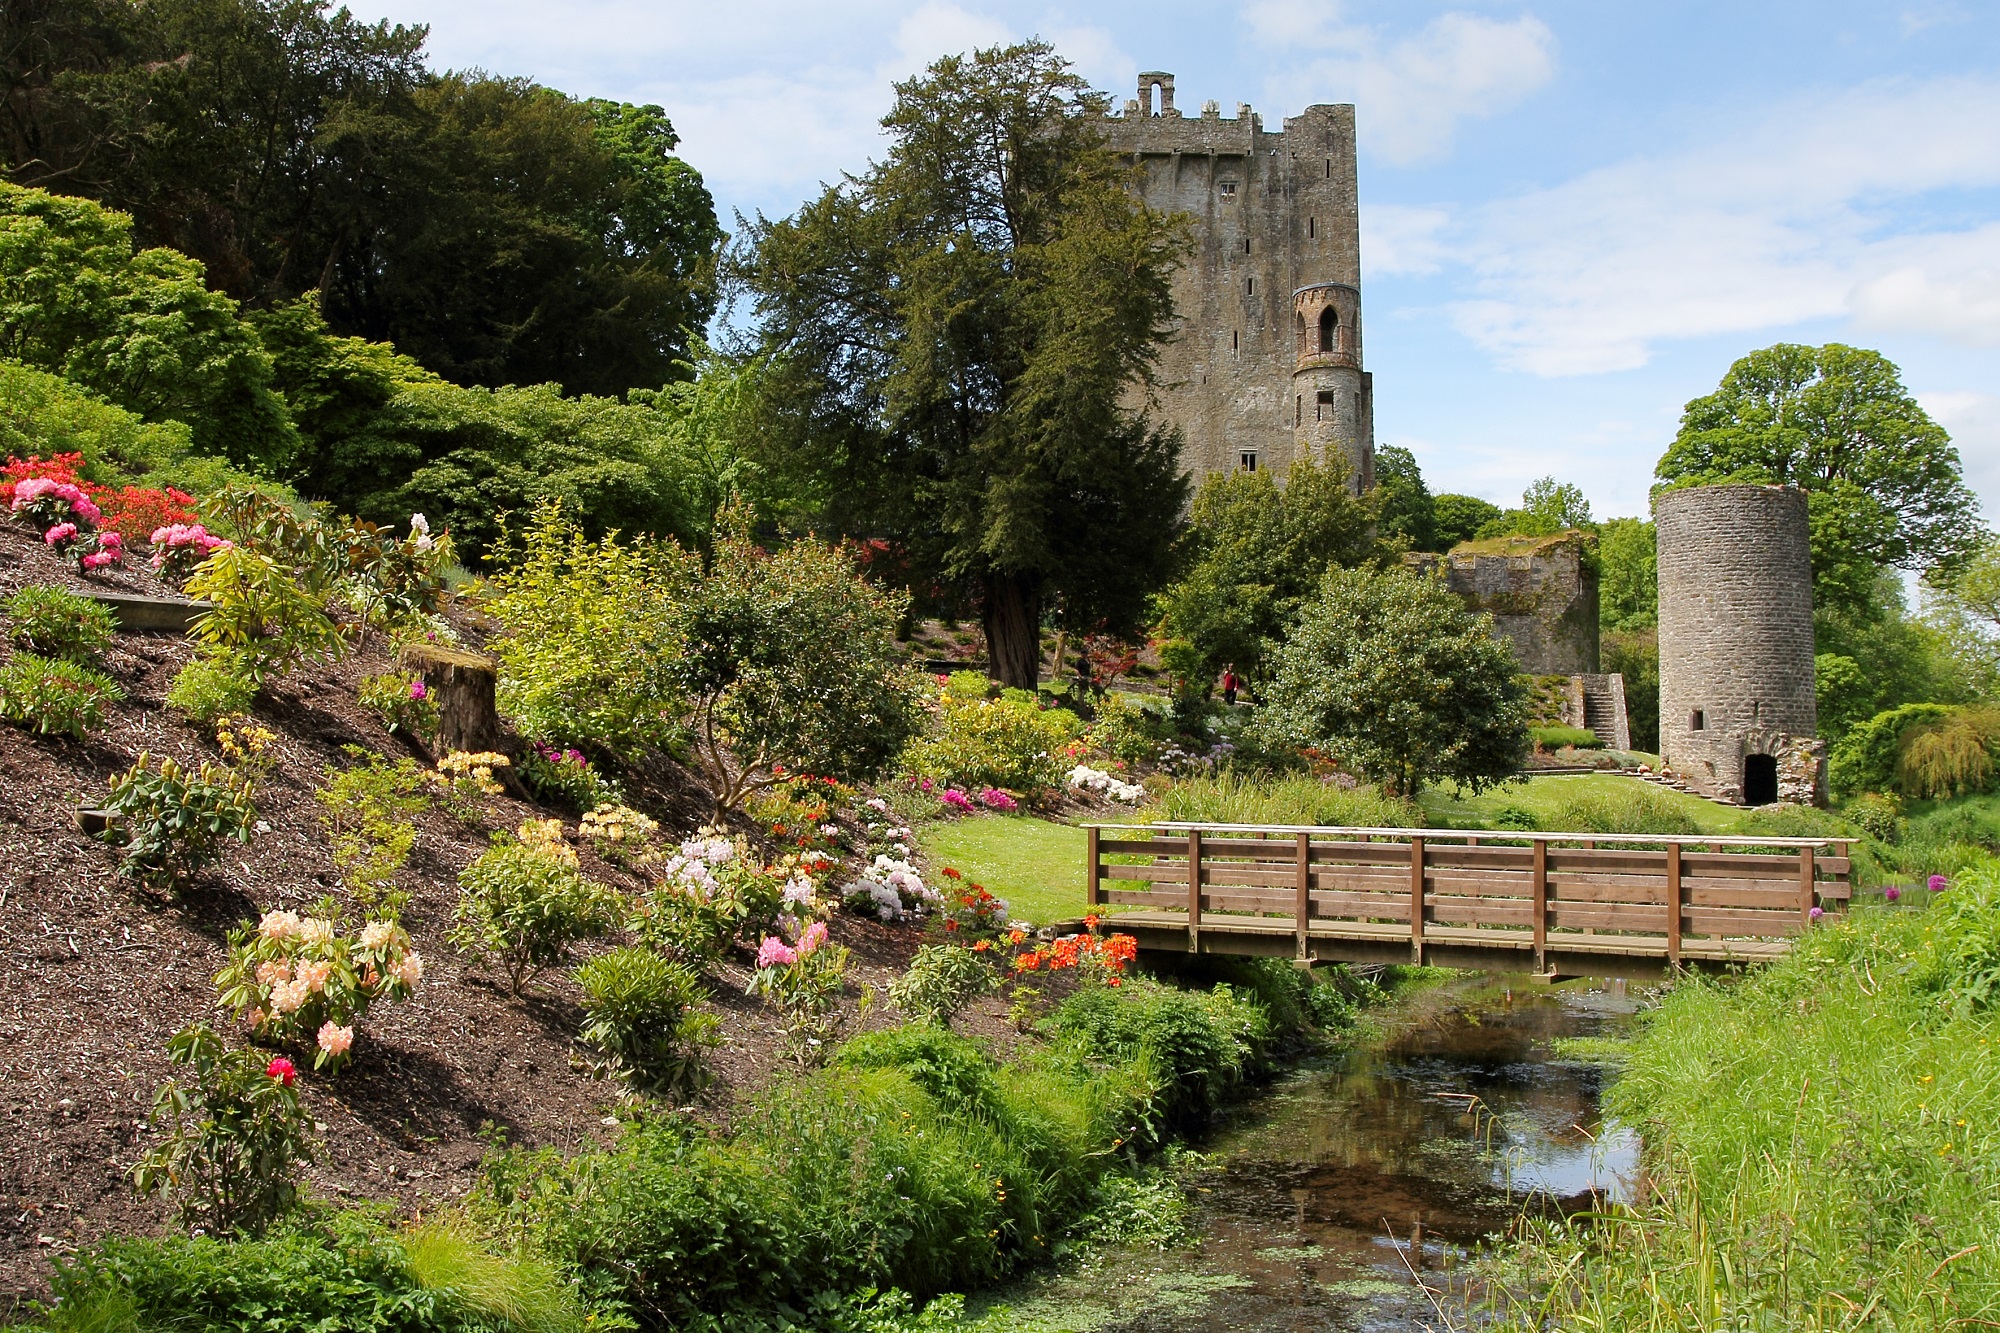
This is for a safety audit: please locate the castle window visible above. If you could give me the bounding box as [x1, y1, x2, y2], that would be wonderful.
[1318, 307, 1338, 353]
[1239, 451, 1258, 472]
[1246, 277, 1255, 295]
[1308, 217, 1315, 238]
[1232, 329, 1238, 351]
[1295, 395, 1301, 426]
[1325, 159, 1332, 178]
[1243, 239, 1251, 254]
[1219, 180, 1237, 196]
[1690, 709, 1705, 732]
[1315, 389, 1334, 421]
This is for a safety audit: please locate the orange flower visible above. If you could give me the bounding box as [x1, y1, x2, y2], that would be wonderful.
[1008, 930, 1026, 946]
[972, 939, 991, 952]
[1083, 913, 1101, 929]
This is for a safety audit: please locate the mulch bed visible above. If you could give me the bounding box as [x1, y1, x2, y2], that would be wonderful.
[0, 524, 1023, 1313]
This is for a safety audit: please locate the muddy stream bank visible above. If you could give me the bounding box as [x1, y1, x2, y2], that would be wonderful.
[968, 975, 1642, 1332]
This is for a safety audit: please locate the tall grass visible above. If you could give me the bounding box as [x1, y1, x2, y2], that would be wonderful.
[1148, 770, 1421, 828]
[1486, 858, 2000, 1330]
[1539, 786, 1704, 837]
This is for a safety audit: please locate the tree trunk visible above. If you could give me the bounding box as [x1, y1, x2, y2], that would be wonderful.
[980, 572, 1043, 691]
[399, 642, 503, 756]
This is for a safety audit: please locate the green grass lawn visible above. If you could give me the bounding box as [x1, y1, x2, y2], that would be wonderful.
[920, 815, 1090, 926]
[1418, 771, 1753, 834]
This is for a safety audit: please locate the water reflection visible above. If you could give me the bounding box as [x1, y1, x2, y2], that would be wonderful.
[970, 977, 1641, 1332]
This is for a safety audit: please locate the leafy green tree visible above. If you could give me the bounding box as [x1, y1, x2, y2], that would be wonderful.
[6, 0, 721, 398]
[1603, 630, 1659, 752]
[1474, 475, 1594, 541]
[0, 182, 295, 470]
[1922, 538, 2000, 698]
[673, 506, 927, 814]
[739, 42, 1189, 688]
[1373, 444, 1436, 550]
[1250, 564, 1530, 796]
[1598, 517, 1657, 631]
[1432, 493, 1503, 549]
[1656, 343, 1985, 607]
[1153, 454, 1379, 692]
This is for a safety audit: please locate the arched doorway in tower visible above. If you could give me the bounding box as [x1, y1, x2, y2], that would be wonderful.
[1742, 753, 1778, 806]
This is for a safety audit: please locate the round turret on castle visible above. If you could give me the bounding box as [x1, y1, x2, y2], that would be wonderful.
[1655, 484, 1825, 805]
[1103, 73, 1374, 493]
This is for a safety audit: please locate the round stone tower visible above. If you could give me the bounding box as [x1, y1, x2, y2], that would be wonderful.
[1292, 283, 1373, 491]
[1655, 484, 1822, 805]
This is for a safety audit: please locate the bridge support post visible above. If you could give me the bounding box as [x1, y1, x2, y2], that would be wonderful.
[1187, 829, 1202, 953]
[1295, 833, 1311, 960]
[1666, 841, 1682, 968]
[1409, 837, 1426, 965]
[1531, 839, 1547, 975]
[1086, 826, 1101, 909]
[1799, 846, 1815, 926]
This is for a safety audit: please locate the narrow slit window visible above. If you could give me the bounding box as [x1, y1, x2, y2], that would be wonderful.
[1690, 709, 1705, 732]
[1295, 395, 1301, 427]
[1308, 217, 1315, 238]
[1325, 159, 1332, 178]
[1232, 329, 1239, 351]
[1243, 238, 1251, 254]
[1246, 277, 1255, 295]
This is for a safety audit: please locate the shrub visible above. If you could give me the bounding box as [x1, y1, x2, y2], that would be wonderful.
[318, 750, 430, 914]
[577, 803, 658, 866]
[164, 654, 259, 723]
[130, 1024, 315, 1236]
[1844, 790, 1906, 842]
[1829, 702, 1953, 799]
[1530, 723, 1602, 751]
[901, 689, 1083, 795]
[99, 484, 199, 546]
[747, 922, 851, 1066]
[0, 650, 125, 738]
[628, 828, 789, 963]
[214, 907, 424, 1073]
[452, 827, 619, 993]
[4, 584, 116, 662]
[430, 749, 510, 822]
[1492, 804, 1541, 831]
[398, 1223, 589, 1333]
[1897, 708, 2000, 800]
[98, 753, 256, 888]
[148, 521, 230, 583]
[573, 948, 719, 1095]
[1543, 785, 1702, 837]
[1082, 692, 1170, 768]
[184, 545, 345, 686]
[518, 740, 609, 810]
[356, 670, 438, 745]
[888, 944, 1001, 1027]
[487, 501, 694, 755]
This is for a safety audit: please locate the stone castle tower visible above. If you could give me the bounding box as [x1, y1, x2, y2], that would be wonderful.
[1656, 484, 1823, 805]
[1103, 73, 1373, 491]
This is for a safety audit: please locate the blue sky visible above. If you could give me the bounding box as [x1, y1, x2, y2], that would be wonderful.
[373, 0, 2000, 523]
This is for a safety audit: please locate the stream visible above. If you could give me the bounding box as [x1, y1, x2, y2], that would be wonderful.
[968, 975, 1643, 1332]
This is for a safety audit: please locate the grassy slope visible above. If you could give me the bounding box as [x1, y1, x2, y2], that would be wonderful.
[1418, 772, 1751, 833]
[1489, 865, 2000, 1330]
[922, 816, 1089, 926]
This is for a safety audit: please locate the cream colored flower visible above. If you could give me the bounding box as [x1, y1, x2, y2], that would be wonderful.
[359, 922, 396, 951]
[299, 918, 335, 946]
[258, 910, 302, 940]
[391, 952, 424, 989]
[316, 1022, 354, 1057]
[271, 979, 309, 1014]
[296, 960, 332, 993]
[256, 959, 292, 987]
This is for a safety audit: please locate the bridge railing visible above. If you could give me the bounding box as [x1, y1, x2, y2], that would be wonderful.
[1083, 822, 1854, 970]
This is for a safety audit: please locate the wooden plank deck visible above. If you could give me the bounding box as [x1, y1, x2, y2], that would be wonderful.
[1085, 822, 1852, 980]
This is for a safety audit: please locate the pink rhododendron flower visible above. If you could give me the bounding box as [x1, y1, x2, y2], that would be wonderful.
[757, 936, 799, 969]
[977, 788, 1018, 812]
[316, 1022, 354, 1057]
[80, 552, 114, 569]
[266, 1057, 297, 1086]
[940, 788, 974, 812]
[798, 921, 829, 955]
[43, 522, 77, 545]
[409, 679, 428, 701]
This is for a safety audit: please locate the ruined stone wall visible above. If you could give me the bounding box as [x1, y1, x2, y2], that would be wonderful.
[1404, 532, 1600, 675]
[1655, 484, 1821, 804]
[1102, 75, 1371, 490]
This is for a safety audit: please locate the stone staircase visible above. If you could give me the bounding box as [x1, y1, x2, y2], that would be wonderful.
[1573, 672, 1631, 752]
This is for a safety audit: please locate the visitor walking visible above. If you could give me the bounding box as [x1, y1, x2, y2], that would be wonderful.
[1221, 665, 1239, 707]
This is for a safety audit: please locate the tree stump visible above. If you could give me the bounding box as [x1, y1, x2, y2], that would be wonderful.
[399, 643, 503, 756]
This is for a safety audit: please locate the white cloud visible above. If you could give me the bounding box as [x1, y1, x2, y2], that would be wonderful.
[1425, 76, 2000, 374]
[1248, 5, 1557, 164]
[1361, 204, 1450, 276]
[1921, 390, 2000, 520]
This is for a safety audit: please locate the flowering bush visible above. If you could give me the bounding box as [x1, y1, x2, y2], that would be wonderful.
[901, 688, 1082, 796]
[628, 828, 788, 963]
[214, 715, 277, 788]
[1068, 764, 1146, 803]
[150, 521, 231, 583]
[519, 739, 609, 810]
[938, 787, 975, 813]
[936, 877, 1011, 942]
[0, 452, 90, 509]
[452, 823, 619, 993]
[131, 1024, 315, 1237]
[1010, 931, 1139, 987]
[0, 651, 125, 738]
[573, 948, 719, 1095]
[843, 853, 941, 923]
[976, 787, 1018, 812]
[214, 908, 424, 1073]
[5, 585, 116, 663]
[887, 943, 1000, 1027]
[431, 749, 511, 821]
[98, 752, 256, 889]
[747, 920, 851, 1066]
[99, 485, 199, 546]
[11, 474, 103, 532]
[580, 802, 660, 867]
[356, 670, 438, 744]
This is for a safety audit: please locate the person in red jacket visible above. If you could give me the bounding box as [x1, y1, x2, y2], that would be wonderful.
[1221, 665, 1240, 707]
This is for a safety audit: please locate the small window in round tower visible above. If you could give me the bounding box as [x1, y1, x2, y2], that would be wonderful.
[1318, 306, 1338, 353]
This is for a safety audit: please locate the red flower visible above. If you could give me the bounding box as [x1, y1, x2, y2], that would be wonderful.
[941, 867, 962, 880]
[266, 1057, 297, 1087]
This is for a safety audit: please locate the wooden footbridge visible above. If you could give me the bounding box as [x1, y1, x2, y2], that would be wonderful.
[1084, 823, 1854, 980]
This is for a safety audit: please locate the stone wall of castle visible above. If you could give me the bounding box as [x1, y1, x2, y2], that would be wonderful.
[1404, 533, 1600, 675]
[1102, 75, 1372, 490]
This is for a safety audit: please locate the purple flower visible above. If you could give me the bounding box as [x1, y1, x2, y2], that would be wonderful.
[1809, 905, 1824, 923]
[408, 680, 428, 701]
[1885, 885, 1902, 903]
[1928, 874, 1948, 893]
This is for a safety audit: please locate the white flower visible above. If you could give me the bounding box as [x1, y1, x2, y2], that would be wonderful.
[819, 823, 840, 838]
[359, 922, 396, 951]
[865, 797, 889, 812]
[299, 918, 335, 946]
[408, 513, 433, 552]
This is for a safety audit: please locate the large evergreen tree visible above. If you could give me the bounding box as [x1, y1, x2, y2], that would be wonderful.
[739, 42, 1189, 689]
